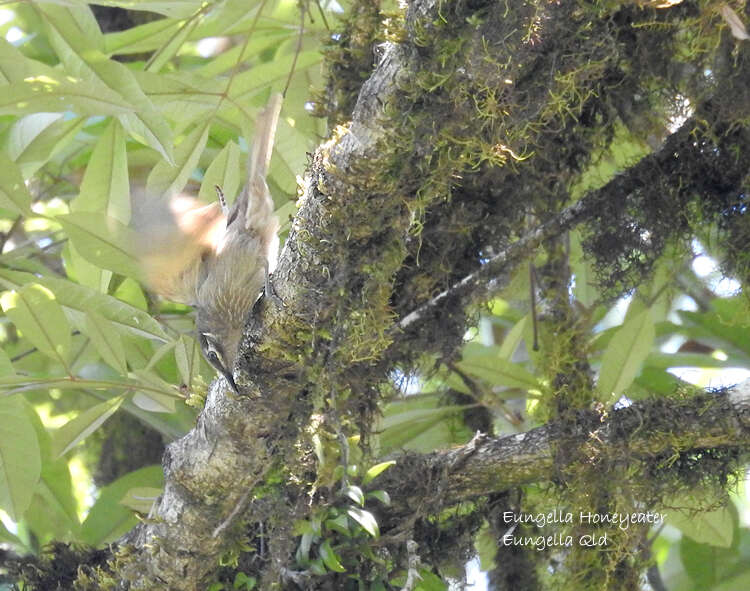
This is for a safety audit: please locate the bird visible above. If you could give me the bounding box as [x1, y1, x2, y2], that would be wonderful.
[134, 93, 283, 392]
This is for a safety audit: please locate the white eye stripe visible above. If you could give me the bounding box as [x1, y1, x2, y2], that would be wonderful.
[201, 333, 225, 363]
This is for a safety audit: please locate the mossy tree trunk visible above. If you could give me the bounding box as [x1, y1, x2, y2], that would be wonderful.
[17, 1, 750, 589]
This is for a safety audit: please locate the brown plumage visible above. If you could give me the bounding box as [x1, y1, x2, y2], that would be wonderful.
[135, 93, 282, 391]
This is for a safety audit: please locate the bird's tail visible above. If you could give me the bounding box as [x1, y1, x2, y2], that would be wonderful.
[228, 93, 282, 259]
[248, 93, 283, 205]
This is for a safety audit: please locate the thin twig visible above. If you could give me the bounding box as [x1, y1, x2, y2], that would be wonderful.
[529, 262, 539, 351]
[398, 198, 589, 330]
[282, 1, 307, 97]
[10, 329, 82, 363]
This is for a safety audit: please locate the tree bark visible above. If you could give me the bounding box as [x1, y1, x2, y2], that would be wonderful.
[379, 381, 750, 513]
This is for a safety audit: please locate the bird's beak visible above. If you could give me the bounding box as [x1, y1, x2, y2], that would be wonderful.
[219, 366, 239, 394]
[197, 331, 240, 394]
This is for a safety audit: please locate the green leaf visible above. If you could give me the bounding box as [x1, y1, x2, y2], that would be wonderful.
[0, 37, 33, 79]
[379, 394, 472, 454]
[475, 520, 498, 571]
[344, 485, 364, 507]
[212, 0, 294, 38]
[146, 122, 210, 197]
[84, 309, 128, 374]
[146, 340, 177, 371]
[347, 507, 379, 538]
[414, 569, 448, 590]
[73, 119, 130, 223]
[597, 308, 655, 400]
[130, 369, 179, 412]
[233, 572, 257, 590]
[0, 35, 129, 115]
[229, 51, 321, 102]
[366, 490, 391, 506]
[174, 334, 202, 389]
[38, 4, 173, 161]
[0, 396, 41, 520]
[119, 486, 162, 513]
[0, 283, 71, 367]
[293, 519, 314, 536]
[105, 18, 187, 55]
[570, 121, 649, 200]
[0, 72, 135, 117]
[295, 530, 314, 564]
[325, 513, 351, 537]
[0, 151, 33, 215]
[498, 315, 529, 360]
[6, 113, 85, 178]
[81, 465, 164, 546]
[0, 375, 126, 396]
[195, 31, 292, 78]
[52, 394, 126, 458]
[89, 388, 188, 440]
[714, 570, 750, 591]
[0, 269, 168, 341]
[456, 343, 539, 390]
[64, 239, 113, 293]
[430, 370, 470, 395]
[319, 539, 346, 572]
[570, 230, 597, 308]
[637, 259, 676, 322]
[199, 140, 241, 204]
[668, 503, 735, 548]
[275, 200, 297, 235]
[115, 75, 175, 162]
[678, 298, 750, 359]
[0, 348, 14, 376]
[135, 70, 221, 121]
[0, 519, 24, 547]
[309, 558, 326, 576]
[113, 277, 149, 311]
[56, 211, 141, 278]
[633, 367, 684, 397]
[145, 15, 201, 73]
[645, 352, 736, 370]
[362, 461, 396, 485]
[38, 2, 105, 51]
[131, 390, 177, 413]
[676, 519, 749, 590]
[94, 0, 207, 19]
[270, 118, 313, 194]
[381, 404, 468, 432]
[22, 402, 80, 541]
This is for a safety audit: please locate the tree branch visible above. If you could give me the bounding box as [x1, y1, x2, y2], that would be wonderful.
[398, 197, 590, 330]
[118, 10, 435, 591]
[400, 103, 750, 329]
[377, 380, 750, 515]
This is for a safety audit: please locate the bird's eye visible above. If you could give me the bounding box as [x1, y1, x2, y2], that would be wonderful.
[200, 333, 225, 367]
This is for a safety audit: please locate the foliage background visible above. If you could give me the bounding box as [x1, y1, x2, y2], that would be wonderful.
[0, 0, 324, 566]
[0, 1, 748, 590]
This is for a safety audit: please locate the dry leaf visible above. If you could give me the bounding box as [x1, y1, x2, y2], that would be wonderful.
[720, 4, 750, 40]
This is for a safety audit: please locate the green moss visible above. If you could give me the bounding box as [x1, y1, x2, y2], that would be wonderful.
[0, 542, 113, 591]
[316, 0, 390, 126]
